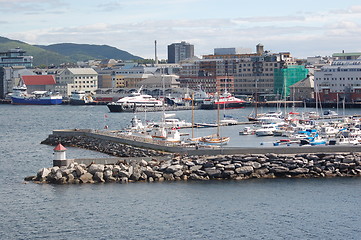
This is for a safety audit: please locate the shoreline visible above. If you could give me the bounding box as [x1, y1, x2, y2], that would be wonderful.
[25, 151, 361, 184]
[24, 132, 361, 184]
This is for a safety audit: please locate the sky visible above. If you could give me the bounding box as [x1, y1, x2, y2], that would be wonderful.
[1, 0, 361, 60]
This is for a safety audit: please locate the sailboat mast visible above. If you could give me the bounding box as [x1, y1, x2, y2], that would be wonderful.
[255, 79, 258, 117]
[217, 93, 220, 137]
[191, 92, 195, 138]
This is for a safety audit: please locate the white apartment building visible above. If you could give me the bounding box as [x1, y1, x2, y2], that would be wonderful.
[314, 57, 361, 102]
[56, 68, 98, 96]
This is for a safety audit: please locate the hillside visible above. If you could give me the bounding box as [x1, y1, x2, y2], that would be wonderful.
[0, 36, 143, 67]
[0, 36, 72, 66]
[36, 43, 143, 62]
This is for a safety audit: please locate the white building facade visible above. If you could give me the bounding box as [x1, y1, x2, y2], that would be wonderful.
[56, 68, 98, 96]
[314, 57, 361, 102]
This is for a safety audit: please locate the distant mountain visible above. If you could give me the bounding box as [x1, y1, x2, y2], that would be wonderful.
[0, 36, 72, 66]
[0, 36, 143, 67]
[35, 43, 143, 62]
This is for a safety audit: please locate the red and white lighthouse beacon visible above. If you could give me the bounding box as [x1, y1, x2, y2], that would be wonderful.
[53, 143, 68, 167]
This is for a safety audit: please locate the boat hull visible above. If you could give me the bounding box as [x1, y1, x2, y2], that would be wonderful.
[69, 99, 96, 105]
[11, 96, 62, 105]
[200, 102, 245, 110]
[107, 103, 135, 112]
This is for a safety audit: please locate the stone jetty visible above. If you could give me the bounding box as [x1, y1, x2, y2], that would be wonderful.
[25, 152, 361, 184]
[41, 134, 170, 157]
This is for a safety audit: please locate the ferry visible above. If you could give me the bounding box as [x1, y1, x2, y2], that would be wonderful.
[11, 85, 62, 105]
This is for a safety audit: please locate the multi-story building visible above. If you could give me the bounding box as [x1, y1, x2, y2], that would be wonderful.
[168, 41, 194, 64]
[0, 66, 33, 98]
[56, 68, 98, 96]
[0, 48, 33, 68]
[314, 53, 361, 102]
[179, 44, 307, 98]
[0, 48, 33, 98]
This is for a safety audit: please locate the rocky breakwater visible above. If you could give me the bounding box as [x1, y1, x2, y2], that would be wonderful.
[41, 134, 169, 157]
[25, 152, 361, 184]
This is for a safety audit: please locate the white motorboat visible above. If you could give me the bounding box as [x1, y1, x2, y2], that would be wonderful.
[148, 113, 192, 129]
[255, 124, 278, 136]
[107, 86, 163, 112]
[239, 126, 254, 135]
[149, 125, 181, 143]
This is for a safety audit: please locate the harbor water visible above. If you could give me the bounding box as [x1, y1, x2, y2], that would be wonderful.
[1, 104, 361, 239]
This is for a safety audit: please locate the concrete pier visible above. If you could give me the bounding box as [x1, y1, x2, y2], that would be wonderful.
[47, 129, 361, 156]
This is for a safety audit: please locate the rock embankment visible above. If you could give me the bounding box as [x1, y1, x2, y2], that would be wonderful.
[25, 152, 361, 184]
[41, 135, 169, 157]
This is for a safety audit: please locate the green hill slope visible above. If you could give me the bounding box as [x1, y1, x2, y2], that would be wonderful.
[36, 43, 143, 62]
[0, 36, 143, 67]
[0, 36, 72, 66]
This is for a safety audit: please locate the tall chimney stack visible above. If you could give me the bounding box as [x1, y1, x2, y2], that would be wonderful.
[155, 40, 158, 65]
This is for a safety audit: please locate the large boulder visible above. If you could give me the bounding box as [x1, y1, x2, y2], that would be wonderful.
[37, 168, 51, 180]
[79, 172, 94, 183]
[235, 166, 254, 174]
[270, 166, 290, 174]
[204, 168, 222, 178]
[75, 165, 86, 176]
[94, 172, 105, 183]
[289, 168, 310, 175]
[165, 165, 183, 173]
[163, 173, 175, 181]
[190, 165, 202, 172]
[118, 170, 131, 178]
[88, 164, 105, 175]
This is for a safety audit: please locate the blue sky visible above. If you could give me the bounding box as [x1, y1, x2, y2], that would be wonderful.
[1, 0, 361, 60]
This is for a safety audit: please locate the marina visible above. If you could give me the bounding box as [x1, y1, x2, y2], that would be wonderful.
[2, 104, 361, 240]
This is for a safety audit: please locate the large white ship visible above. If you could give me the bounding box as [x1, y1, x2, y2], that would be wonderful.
[107, 87, 163, 112]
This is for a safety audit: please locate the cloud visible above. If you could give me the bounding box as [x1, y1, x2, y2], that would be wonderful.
[0, 0, 67, 14]
[4, 3, 361, 60]
[234, 16, 305, 23]
[96, 1, 123, 12]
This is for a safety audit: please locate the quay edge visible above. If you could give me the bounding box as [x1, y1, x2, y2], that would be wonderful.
[49, 129, 361, 156]
[24, 128, 361, 184]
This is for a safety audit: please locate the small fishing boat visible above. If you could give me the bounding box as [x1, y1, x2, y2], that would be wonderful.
[69, 91, 95, 105]
[239, 126, 254, 135]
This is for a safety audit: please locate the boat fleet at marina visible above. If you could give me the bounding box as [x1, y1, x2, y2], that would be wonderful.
[8, 83, 361, 147]
[240, 110, 361, 147]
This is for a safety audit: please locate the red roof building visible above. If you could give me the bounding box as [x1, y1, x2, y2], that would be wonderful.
[22, 75, 56, 86]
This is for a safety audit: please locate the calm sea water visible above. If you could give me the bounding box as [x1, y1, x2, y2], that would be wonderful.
[1, 104, 361, 239]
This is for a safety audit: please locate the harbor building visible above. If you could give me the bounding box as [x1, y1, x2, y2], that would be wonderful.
[168, 41, 194, 64]
[314, 52, 361, 102]
[0, 66, 33, 98]
[289, 74, 315, 101]
[0, 48, 33, 98]
[21, 75, 57, 93]
[0, 48, 33, 68]
[56, 68, 98, 97]
[179, 44, 306, 98]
